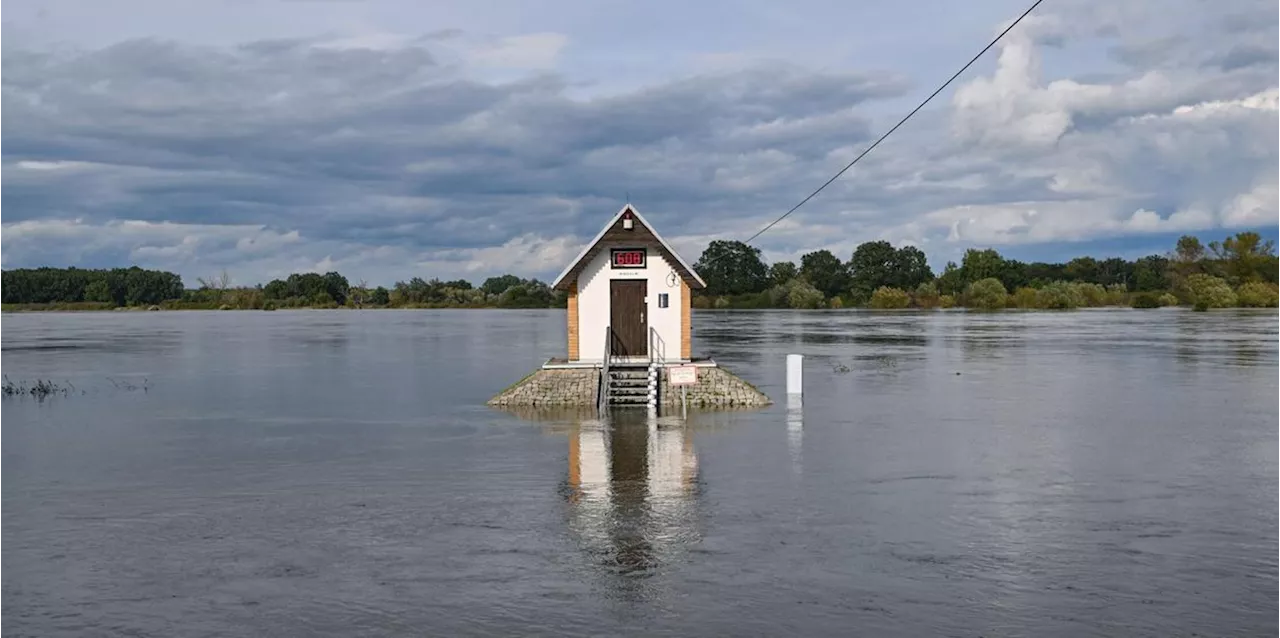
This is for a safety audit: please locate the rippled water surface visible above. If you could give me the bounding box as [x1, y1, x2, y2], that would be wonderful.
[3, 309, 1276, 637]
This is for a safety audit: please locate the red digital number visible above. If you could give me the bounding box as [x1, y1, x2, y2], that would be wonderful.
[614, 251, 643, 267]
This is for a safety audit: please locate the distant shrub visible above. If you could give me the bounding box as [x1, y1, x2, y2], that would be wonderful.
[729, 292, 773, 309]
[713, 296, 731, 309]
[765, 285, 790, 308]
[1011, 287, 1039, 309]
[787, 279, 824, 309]
[1074, 282, 1108, 307]
[913, 282, 940, 308]
[691, 295, 713, 309]
[965, 278, 1008, 310]
[869, 286, 910, 309]
[1131, 292, 1162, 309]
[828, 296, 844, 309]
[939, 294, 956, 309]
[218, 304, 231, 311]
[1036, 281, 1086, 309]
[1105, 283, 1129, 306]
[1158, 293, 1179, 307]
[1184, 274, 1237, 309]
[1236, 282, 1279, 308]
[263, 300, 278, 311]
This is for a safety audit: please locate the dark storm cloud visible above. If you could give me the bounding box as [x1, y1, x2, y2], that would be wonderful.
[2, 0, 1276, 285]
[2, 37, 905, 250]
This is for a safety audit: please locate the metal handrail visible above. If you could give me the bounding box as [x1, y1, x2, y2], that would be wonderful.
[649, 326, 666, 368]
[649, 326, 666, 411]
[597, 325, 612, 414]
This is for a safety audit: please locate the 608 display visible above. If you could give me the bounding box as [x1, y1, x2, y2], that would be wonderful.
[611, 249, 646, 268]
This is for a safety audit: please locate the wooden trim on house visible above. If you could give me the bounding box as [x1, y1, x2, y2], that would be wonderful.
[552, 205, 706, 291]
[681, 279, 691, 360]
[567, 280, 579, 360]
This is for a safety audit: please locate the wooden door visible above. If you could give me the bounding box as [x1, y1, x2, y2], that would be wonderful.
[610, 280, 648, 357]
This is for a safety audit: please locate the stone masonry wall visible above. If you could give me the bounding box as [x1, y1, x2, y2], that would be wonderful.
[488, 365, 769, 409]
[487, 369, 598, 407]
[660, 366, 770, 408]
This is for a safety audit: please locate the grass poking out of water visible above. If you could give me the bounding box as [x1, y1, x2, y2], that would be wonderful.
[2, 375, 150, 400]
[2, 376, 73, 399]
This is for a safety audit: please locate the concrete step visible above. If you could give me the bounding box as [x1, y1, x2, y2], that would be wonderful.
[608, 396, 651, 406]
[609, 378, 649, 388]
[610, 387, 650, 397]
[609, 371, 649, 379]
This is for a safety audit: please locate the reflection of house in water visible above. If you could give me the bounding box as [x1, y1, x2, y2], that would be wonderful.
[563, 411, 701, 593]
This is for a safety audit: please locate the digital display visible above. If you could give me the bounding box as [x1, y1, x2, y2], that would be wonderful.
[611, 249, 646, 269]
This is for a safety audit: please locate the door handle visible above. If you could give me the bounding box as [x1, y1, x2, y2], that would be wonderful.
[640, 312, 645, 323]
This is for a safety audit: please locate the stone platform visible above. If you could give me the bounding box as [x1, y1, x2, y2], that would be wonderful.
[486, 360, 770, 409]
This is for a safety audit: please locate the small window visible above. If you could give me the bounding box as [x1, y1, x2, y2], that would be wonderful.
[658, 293, 669, 308]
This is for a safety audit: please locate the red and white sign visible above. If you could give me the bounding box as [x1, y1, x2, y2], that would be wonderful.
[668, 365, 698, 386]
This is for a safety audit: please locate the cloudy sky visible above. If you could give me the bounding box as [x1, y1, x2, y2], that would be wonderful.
[3, 0, 1277, 287]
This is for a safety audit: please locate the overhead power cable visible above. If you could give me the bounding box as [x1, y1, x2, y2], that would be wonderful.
[735, 0, 1046, 248]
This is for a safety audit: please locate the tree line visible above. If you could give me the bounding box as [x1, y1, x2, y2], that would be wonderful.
[165, 270, 565, 310]
[1, 267, 565, 310]
[692, 231, 1278, 310]
[1, 267, 184, 307]
[4, 231, 1275, 312]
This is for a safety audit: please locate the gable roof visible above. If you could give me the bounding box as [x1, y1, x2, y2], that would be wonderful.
[551, 204, 707, 291]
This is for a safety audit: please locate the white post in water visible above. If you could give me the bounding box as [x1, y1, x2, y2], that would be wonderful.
[786, 354, 803, 397]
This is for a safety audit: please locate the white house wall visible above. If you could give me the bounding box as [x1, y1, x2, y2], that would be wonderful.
[576, 246, 684, 362]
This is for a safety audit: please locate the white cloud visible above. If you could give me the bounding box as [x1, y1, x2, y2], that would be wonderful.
[1221, 180, 1279, 227]
[468, 32, 568, 70]
[15, 160, 87, 171]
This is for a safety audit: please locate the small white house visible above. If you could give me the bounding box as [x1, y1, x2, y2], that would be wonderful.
[552, 205, 706, 364]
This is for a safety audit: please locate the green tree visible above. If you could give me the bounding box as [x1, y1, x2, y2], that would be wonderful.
[480, 274, 522, 296]
[1174, 235, 1205, 263]
[768, 261, 798, 287]
[263, 279, 289, 300]
[1000, 259, 1029, 290]
[1132, 255, 1169, 291]
[84, 280, 112, 303]
[497, 280, 554, 308]
[321, 272, 350, 306]
[965, 277, 1008, 310]
[1065, 256, 1099, 282]
[936, 261, 965, 295]
[847, 241, 897, 301]
[694, 241, 768, 296]
[890, 246, 933, 289]
[799, 249, 848, 299]
[370, 287, 390, 305]
[1209, 231, 1276, 284]
[961, 248, 1007, 284]
[1025, 262, 1067, 287]
[1097, 257, 1133, 288]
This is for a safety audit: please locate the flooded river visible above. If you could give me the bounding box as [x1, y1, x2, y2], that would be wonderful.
[3, 308, 1276, 636]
